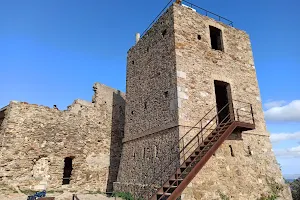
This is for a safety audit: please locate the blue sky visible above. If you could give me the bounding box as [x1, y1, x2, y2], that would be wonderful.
[0, 0, 299, 178]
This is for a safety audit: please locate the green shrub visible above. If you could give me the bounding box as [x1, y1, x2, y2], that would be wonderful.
[290, 178, 300, 200]
[258, 177, 284, 200]
[218, 191, 230, 200]
[112, 192, 135, 200]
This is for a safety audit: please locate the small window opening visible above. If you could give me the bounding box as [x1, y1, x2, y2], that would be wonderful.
[131, 111, 134, 115]
[132, 61, 135, 65]
[154, 145, 158, 158]
[209, 26, 223, 51]
[62, 157, 73, 185]
[133, 150, 136, 159]
[229, 145, 234, 157]
[164, 91, 169, 98]
[143, 148, 146, 159]
[162, 29, 167, 37]
[197, 35, 201, 40]
[147, 47, 149, 52]
[144, 102, 147, 110]
[248, 146, 252, 156]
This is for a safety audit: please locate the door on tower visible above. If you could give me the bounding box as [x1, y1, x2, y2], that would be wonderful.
[214, 80, 234, 124]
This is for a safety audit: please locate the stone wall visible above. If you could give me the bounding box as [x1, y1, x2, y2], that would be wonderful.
[0, 107, 6, 128]
[124, 5, 178, 142]
[115, 5, 180, 196]
[0, 83, 125, 193]
[116, 3, 291, 200]
[172, 4, 292, 200]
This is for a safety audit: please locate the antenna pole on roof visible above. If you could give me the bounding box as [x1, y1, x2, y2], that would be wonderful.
[175, 0, 182, 5]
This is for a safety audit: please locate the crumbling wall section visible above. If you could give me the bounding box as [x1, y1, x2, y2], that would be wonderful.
[0, 83, 125, 193]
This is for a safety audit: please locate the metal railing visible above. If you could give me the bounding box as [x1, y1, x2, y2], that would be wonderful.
[157, 113, 233, 200]
[141, 0, 174, 38]
[72, 194, 80, 200]
[182, 0, 233, 26]
[140, 100, 254, 200]
[141, 0, 233, 38]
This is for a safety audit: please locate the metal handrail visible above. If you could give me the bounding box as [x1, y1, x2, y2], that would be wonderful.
[144, 104, 229, 199]
[158, 114, 233, 200]
[142, 100, 254, 200]
[150, 111, 232, 200]
[141, 0, 174, 38]
[140, 0, 234, 38]
[72, 194, 80, 200]
[182, 0, 233, 26]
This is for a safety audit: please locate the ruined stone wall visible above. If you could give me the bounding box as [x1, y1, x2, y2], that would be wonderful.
[0, 83, 125, 194]
[0, 108, 6, 129]
[172, 4, 291, 200]
[115, 6, 180, 196]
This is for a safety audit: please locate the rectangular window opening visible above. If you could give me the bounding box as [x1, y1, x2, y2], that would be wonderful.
[209, 26, 224, 51]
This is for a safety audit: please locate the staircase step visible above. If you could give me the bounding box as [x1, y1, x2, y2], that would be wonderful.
[169, 178, 183, 186]
[180, 167, 186, 173]
[149, 112, 238, 200]
[163, 185, 177, 193]
[185, 161, 191, 166]
[213, 125, 230, 132]
[190, 155, 196, 160]
[157, 193, 171, 200]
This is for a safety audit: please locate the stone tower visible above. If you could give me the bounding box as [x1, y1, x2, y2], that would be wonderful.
[115, 2, 292, 200]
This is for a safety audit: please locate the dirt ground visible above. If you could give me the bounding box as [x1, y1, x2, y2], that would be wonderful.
[0, 192, 123, 200]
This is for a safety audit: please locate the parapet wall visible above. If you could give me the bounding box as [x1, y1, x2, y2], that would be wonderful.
[0, 82, 125, 193]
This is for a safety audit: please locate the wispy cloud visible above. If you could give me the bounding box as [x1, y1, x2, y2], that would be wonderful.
[264, 100, 300, 122]
[274, 145, 300, 158]
[271, 132, 300, 143]
[264, 100, 286, 109]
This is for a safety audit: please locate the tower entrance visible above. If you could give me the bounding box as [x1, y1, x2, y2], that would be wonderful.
[62, 157, 73, 185]
[214, 80, 233, 124]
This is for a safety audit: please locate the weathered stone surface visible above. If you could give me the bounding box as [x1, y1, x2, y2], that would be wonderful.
[114, 5, 181, 198]
[173, 4, 291, 199]
[0, 83, 125, 193]
[0, 3, 292, 200]
[115, 3, 292, 200]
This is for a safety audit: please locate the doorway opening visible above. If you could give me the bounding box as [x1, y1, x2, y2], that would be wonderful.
[62, 157, 73, 185]
[214, 80, 233, 124]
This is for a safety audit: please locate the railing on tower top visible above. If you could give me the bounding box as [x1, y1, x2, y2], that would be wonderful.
[141, 0, 233, 38]
[139, 100, 254, 200]
[181, 0, 234, 26]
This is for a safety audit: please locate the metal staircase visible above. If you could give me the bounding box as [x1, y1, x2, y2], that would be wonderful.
[143, 100, 255, 200]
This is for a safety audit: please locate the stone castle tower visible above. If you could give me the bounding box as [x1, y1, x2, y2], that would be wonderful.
[115, 2, 292, 200]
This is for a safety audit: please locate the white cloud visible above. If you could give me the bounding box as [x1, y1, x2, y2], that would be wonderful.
[264, 100, 300, 122]
[271, 132, 300, 143]
[264, 100, 286, 109]
[274, 145, 300, 158]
